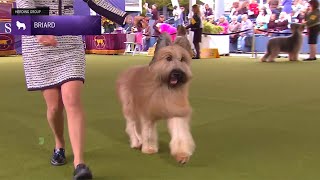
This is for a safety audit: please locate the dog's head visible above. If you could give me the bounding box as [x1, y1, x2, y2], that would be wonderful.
[177, 25, 187, 36]
[149, 32, 192, 88]
[290, 23, 305, 33]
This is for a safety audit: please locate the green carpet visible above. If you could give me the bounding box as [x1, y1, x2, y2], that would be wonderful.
[1, 55, 320, 180]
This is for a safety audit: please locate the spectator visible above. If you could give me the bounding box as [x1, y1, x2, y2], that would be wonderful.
[153, 15, 165, 36]
[151, 4, 159, 20]
[267, 13, 278, 36]
[275, 12, 289, 33]
[248, 0, 260, 18]
[217, 16, 229, 34]
[254, 7, 270, 33]
[143, 18, 151, 51]
[269, 0, 281, 17]
[228, 15, 241, 43]
[204, 4, 213, 17]
[230, 1, 240, 19]
[173, 6, 181, 27]
[237, 1, 249, 22]
[180, 7, 186, 25]
[292, 0, 304, 18]
[238, 1, 249, 15]
[296, 8, 307, 23]
[207, 15, 216, 25]
[237, 14, 254, 51]
[281, 0, 293, 14]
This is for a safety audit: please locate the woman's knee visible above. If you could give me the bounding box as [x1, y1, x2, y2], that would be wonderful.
[62, 92, 82, 111]
[61, 81, 83, 111]
[43, 88, 64, 115]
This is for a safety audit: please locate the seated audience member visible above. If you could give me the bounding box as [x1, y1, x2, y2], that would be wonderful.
[228, 16, 241, 43]
[292, 0, 304, 18]
[282, 0, 293, 14]
[254, 7, 270, 33]
[237, 1, 249, 21]
[207, 15, 216, 25]
[296, 8, 307, 23]
[204, 4, 213, 17]
[267, 13, 278, 36]
[238, 1, 249, 15]
[153, 15, 165, 36]
[275, 12, 290, 33]
[268, 0, 281, 18]
[229, 1, 240, 19]
[237, 14, 254, 51]
[248, 0, 260, 18]
[217, 16, 229, 34]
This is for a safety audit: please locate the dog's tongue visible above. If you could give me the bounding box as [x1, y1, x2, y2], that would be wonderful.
[170, 77, 178, 85]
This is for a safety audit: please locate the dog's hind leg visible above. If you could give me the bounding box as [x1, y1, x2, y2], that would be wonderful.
[167, 116, 195, 164]
[141, 118, 158, 154]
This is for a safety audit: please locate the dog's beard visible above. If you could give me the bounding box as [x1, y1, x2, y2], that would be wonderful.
[166, 69, 187, 88]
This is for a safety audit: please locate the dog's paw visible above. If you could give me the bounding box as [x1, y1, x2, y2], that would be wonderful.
[130, 141, 142, 149]
[141, 146, 158, 154]
[173, 152, 190, 164]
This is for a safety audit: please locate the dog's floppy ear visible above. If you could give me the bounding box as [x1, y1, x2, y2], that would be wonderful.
[149, 32, 172, 65]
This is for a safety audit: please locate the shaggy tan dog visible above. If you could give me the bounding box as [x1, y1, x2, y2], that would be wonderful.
[116, 32, 195, 164]
[261, 23, 305, 62]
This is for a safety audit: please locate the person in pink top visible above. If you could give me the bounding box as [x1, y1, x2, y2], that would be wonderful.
[217, 16, 229, 34]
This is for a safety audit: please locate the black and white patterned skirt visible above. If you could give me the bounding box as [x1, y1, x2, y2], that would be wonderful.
[21, 36, 85, 91]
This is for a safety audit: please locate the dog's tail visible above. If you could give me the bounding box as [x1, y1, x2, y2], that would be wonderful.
[150, 32, 172, 65]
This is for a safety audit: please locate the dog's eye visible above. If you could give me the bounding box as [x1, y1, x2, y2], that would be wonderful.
[166, 56, 172, 61]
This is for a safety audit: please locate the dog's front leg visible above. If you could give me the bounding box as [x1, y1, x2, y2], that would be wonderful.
[125, 115, 142, 149]
[141, 118, 158, 154]
[167, 116, 195, 164]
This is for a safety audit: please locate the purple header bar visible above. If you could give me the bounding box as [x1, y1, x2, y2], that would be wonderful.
[11, 16, 101, 35]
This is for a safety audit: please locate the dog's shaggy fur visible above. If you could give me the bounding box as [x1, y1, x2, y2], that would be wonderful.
[116, 32, 195, 164]
[261, 23, 305, 62]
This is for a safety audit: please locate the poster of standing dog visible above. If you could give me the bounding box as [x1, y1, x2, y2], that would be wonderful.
[261, 23, 305, 62]
[116, 31, 195, 164]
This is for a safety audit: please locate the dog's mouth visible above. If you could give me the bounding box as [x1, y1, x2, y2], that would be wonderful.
[168, 69, 187, 87]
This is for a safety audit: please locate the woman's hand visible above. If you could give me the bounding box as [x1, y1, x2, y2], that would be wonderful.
[36, 35, 58, 46]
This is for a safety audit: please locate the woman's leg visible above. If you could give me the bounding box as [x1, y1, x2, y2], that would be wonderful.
[309, 44, 317, 59]
[60, 80, 86, 167]
[42, 88, 65, 149]
[193, 42, 200, 58]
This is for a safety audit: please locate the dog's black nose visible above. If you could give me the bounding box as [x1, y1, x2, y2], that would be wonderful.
[171, 69, 184, 78]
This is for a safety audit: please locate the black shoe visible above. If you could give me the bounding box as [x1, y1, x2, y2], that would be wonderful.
[192, 57, 200, 59]
[73, 164, 93, 180]
[303, 57, 317, 61]
[51, 148, 66, 166]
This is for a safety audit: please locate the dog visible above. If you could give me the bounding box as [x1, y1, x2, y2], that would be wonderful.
[174, 25, 194, 58]
[16, 21, 26, 30]
[116, 32, 195, 164]
[261, 23, 305, 62]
